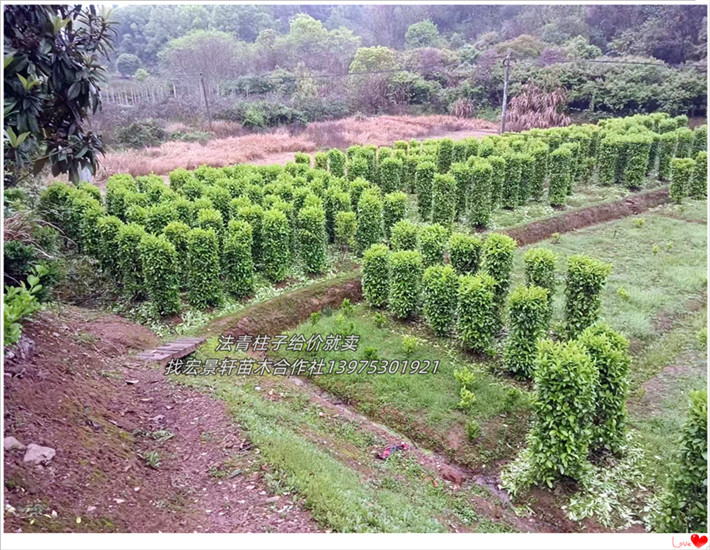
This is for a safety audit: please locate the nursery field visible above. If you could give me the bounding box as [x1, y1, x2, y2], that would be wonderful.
[6, 111, 707, 535]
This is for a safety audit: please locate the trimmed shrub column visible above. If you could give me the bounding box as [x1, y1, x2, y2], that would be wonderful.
[389, 249, 424, 319]
[422, 264, 458, 336]
[564, 254, 612, 338]
[362, 243, 390, 308]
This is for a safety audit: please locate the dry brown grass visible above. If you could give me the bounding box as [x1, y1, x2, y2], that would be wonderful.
[97, 115, 497, 180]
[506, 83, 571, 132]
[97, 129, 316, 180]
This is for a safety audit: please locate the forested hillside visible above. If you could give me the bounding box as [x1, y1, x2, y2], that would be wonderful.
[103, 4, 707, 138]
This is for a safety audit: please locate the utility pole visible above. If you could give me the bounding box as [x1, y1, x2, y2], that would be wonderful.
[200, 72, 212, 129]
[500, 51, 511, 134]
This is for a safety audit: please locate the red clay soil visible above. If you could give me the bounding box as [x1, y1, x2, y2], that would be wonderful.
[503, 186, 670, 246]
[3, 306, 316, 533]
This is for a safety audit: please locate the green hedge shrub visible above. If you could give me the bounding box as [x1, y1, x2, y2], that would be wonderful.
[653, 390, 708, 533]
[139, 234, 181, 316]
[262, 208, 291, 282]
[362, 243, 390, 308]
[355, 189, 383, 254]
[457, 272, 496, 354]
[523, 247, 557, 325]
[187, 228, 222, 307]
[670, 157, 697, 203]
[390, 220, 419, 251]
[692, 124, 707, 154]
[382, 192, 408, 239]
[469, 159, 494, 227]
[481, 233, 517, 331]
[418, 223, 449, 267]
[96, 216, 124, 278]
[379, 157, 403, 193]
[565, 254, 612, 338]
[402, 155, 419, 192]
[328, 148, 346, 177]
[294, 152, 311, 166]
[335, 211, 357, 249]
[598, 135, 620, 186]
[518, 153, 535, 205]
[690, 151, 707, 199]
[347, 155, 368, 182]
[621, 134, 652, 189]
[422, 264, 458, 336]
[349, 177, 371, 211]
[527, 339, 596, 486]
[117, 223, 148, 297]
[324, 189, 351, 242]
[487, 155, 506, 207]
[297, 205, 327, 274]
[504, 285, 549, 378]
[675, 128, 694, 158]
[431, 173, 457, 229]
[163, 221, 191, 287]
[314, 152, 328, 171]
[196, 207, 224, 240]
[657, 132, 678, 181]
[145, 203, 177, 234]
[449, 162, 470, 220]
[388, 249, 423, 319]
[223, 219, 254, 298]
[578, 323, 630, 455]
[502, 152, 523, 209]
[437, 138, 454, 173]
[548, 147, 572, 206]
[236, 204, 264, 266]
[448, 232, 483, 275]
[415, 161, 436, 221]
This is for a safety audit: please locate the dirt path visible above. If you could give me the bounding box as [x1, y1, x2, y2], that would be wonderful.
[3, 306, 317, 533]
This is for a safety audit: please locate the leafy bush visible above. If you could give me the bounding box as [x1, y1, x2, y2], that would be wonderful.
[418, 223, 448, 267]
[578, 323, 630, 455]
[481, 232, 517, 331]
[355, 189, 383, 254]
[347, 155, 368, 182]
[436, 138, 454, 173]
[297, 205, 327, 274]
[466, 420, 480, 441]
[139, 234, 181, 316]
[388, 249, 423, 319]
[262, 208, 291, 282]
[656, 131, 678, 181]
[236, 204, 264, 266]
[379, 157, 402, 193]
[448, 232, 483, 275]
[223, 220, 254, 298]
[669, 157, 696, 203]
[449, 162, 470, 220]
[96, 216, 124, 279]
[523, 247, 557, 325]
[162, 221, 191, 287]
[621, 134, 653, 189]
[187, 228, 222, 307]
[565, 254, 612, 338]
[390, 220, 419, 251]
[457, 272, 496, 354]
[196, 207, 224, 240]
[362, 243, 390, 308]
[335, 211, 357, 249]
[690, 151, 707, 199]
[415, 161, 436, 221]
[692, 124, 707, 154]
[548, 146, 572, 206]
[431, 173, 457, 229]
[468, 158, 494, 227]
[113, 221, 149, 295]
[653, 390, 708, 533]
[328, 148, 346, 178]
[422, 264, 458, 336]
[487, 155, 506, 208]
[526, 339, 597, 486]
[382, 192, 407, 239]
[504, 285, 549, 379]
[4, 264, 47, 346]
[675, 127, 694, 158]
[528, 141, 549, 200]
[502, 152, 523, 209]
